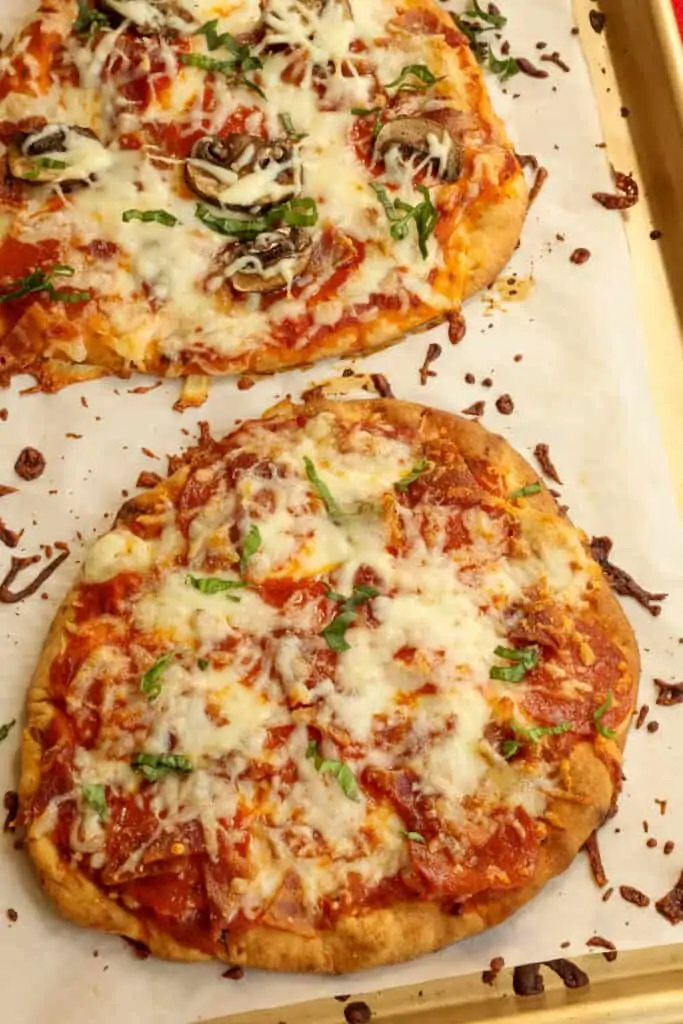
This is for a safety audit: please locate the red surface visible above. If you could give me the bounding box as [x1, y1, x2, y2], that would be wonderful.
[674, 0, 683, 33]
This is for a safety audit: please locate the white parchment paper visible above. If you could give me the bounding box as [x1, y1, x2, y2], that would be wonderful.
[1, 2, 682, 1022]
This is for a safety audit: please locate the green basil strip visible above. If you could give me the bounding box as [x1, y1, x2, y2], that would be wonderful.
[0, 718, 16, 743]
[24, 157, 68, 179]
[122, 209, 178, 227]
[463, 0, 507, 29]
[501, 739, 520, 759]
[303, 457, 342, 518]
[279, 112, 308, 140]
[132, 752, 193, 782]
[489, 644, 539, 683]
[394, 457, 429, 492]
[594, 691, 616, 738]
[306, 741, 360, 801]
[322, 585, 379, 652]
[351, 106, 383, 137]
[509, 482, 542, 500]
[74, 0, 110, 36]
[140, 653, 174, 701]
[401, 830, 426, 843]
[196, 196, 318, 239]
[186, 574, 245, 600]
[82, 783, 108, 819]
[197, 658, 210, 671]
[239, 524, 262, 574]
[0, 264, 91, 305]
[179, 50, 266, 98]
[384, 64, 445, 91]
[486, 53, 519, 81]
[513, 721, 571, 744]
[371, 183, 437, 259]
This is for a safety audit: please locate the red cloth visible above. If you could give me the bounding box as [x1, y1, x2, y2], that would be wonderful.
[674, 0, 683, 33]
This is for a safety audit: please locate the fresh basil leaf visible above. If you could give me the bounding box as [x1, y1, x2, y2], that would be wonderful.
[509, 482, 542, 500]
[486, 52, 519, 81]
[501, 739, 520, 759]
[140, 653, 174, 701]
[186, 574, 244, 600]
[197, 658, 210, 671]
[74, 0, 110, 36]
[401, 830, 426, 843]
[321, 609, 357, 653]
[122, 209, 178, 227]
[513, 721, 572, 744]
[490, 645, 539, 683]
[351, 106, 383, 137]
[0, 718, 16, 743]
[180, 38, 265, 99]
[24, 157, 69, 180]
[394, 457, 429, 492]
[303, 457, 342, 519]
[279, 112, 308, 140]
[132, 752, 193, 782]
[239, 524, 261, 574]
[196, 196, 318, 239]
[306, 741, 360, 801]
[0, 264, 91, 305]
[371, 183, 437, 259]
[594, 691, 616, 738]
[82, 783, 108, 819]
[463, 0, 507, 29]
[384, 64, 445, 91]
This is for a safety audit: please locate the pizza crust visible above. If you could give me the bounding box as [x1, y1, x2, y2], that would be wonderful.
[20, 398, 639, 973]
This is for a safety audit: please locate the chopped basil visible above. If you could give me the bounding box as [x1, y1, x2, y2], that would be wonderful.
[303, 457, 342, 519]
[183, 22, 265, 97]
[384, 64, 445, 92]
[322, 585, 379, 652]
[489, 644, 539, 683]
[594, 691, 616, 738]
[0, 264, 91, 305]
[279, 112, 308, 140]
[371, 183, 437, 259]
[351, 106, 383, 138]
[394, 457, 429, 493]
[186, 573, 245, 601]
[502, 720, 571, 759]
[82, 783, 108, 819]
[24, 157, 68, 180]
[306, 740, 360, 801]
[509, 482, 542, 500]
[132, 753, 193, 782]
[74, 0, 110, 36]
[197, 658, 210, 671]
[0, 718, 16, 743]
[401, 830, 426, 843]
[140, 653, 174, 701]
[239, 524, 261, 574]
[196, 196, 318, 239]
[452, 3, 519, 82]
[122, 209, 178, 227]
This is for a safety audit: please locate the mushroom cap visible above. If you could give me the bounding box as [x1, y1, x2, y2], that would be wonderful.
[223, 227, 312, 293]
[185, 134, 301, 213]
[7, 125, 111, 185]
[374, 117, 462, 183]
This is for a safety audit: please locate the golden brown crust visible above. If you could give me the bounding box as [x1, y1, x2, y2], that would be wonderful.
[21, 398, 639, 973]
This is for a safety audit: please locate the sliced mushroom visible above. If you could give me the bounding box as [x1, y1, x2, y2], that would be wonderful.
[374, 117, 461, 183]
[99, 0, 195, 34]
[186, 134, 302, 213]
[222, 228, 312, 293]
[7, 125, 112, 186]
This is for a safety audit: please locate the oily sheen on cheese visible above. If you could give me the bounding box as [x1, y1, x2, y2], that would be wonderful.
[0, 0, 527, 386]
[18, 397, 638, 966]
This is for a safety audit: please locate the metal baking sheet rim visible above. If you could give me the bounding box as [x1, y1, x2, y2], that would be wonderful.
[196, 2, 683, 1021]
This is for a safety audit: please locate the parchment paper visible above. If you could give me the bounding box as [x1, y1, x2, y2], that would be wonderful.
[1, 2, 682, 1022]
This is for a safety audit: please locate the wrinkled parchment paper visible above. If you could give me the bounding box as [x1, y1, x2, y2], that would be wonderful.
[1, 2, 682, 1021]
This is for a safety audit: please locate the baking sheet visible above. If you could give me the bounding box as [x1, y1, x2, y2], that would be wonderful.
[1, 1, 682, 1022]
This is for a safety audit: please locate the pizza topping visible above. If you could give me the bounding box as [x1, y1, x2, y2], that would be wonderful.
[503, 721, 571, 759]
[221, 227, 312, 293]
[374, 118, 461, 184]
[593, 691, 616, 738]
[304, 456, 342, 517]
[82, 783, 108, 819]
[371, 183, 437, 259]
[122, 209, 178, 227]
[322, 584, 379, 651]
[195, 197, 318, 240]
[186, 574, 246, 599]
[131, 752, 193, 781]
[619, 885, 650, 908]
[0, 265, 90, 305]
[186, 135, 301, 212]
[656, 873, 683, 924]
[383, 64, 445, 93]
[401, 830, 426, 843]
[8, 125, 112, 186]
[489, 645, 539, 683]
[140, 653, 175, 701]
[0, 719, 16, 743]
[306, 740, 360, 801]
[74, 0, 111, 37]
[101, 0, 195, 35]
[509, 482, 541, 500]
[239, 523, 262, 573]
